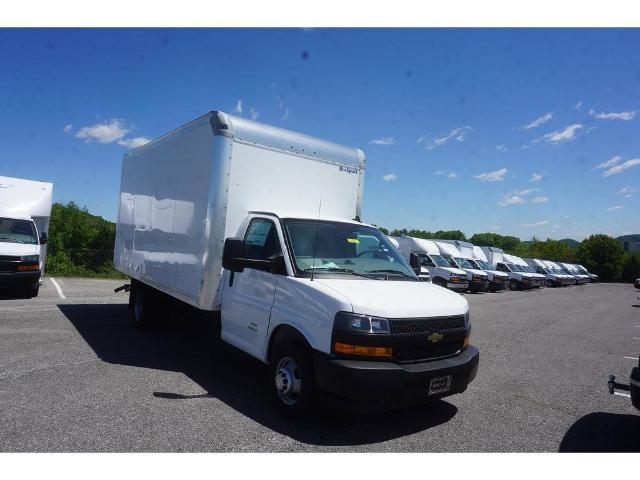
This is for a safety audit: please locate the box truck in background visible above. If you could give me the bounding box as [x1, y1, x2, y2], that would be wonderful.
[545, 260, 577, 285]
[524, 258, 567, 287]
[0, 176, 52, 297]
[391, 235, 469, 289]
[481, 246, 537, 290]
[434, 241, 489, 292]
[467, 245, 510, 291]
[114, 112, 479, 415]
[504, 253, 545, 288]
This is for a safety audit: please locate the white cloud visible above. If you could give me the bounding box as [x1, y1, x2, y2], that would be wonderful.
[575, 100, 583, 111]
[531, 196, 549, 204]
[521, 220, 549, 227]
[446, 172, 458, 179]
[231, 100, 243, 116]
[531, 172, 543, 182]
[117, 137, 151, 149]
[250, 108, 260, 120]
[514, 188, 539, 196]
[602, 158, 640, 177]
[433, 170, 457, 179]
[420, 126, 472, 150]
[281, 108, 291, 121]
[536, 123, 585, 144]
[433, 170, 445, 176]
[523, 112, 553, 130]
[498, 195, 525, 207]
[496, 144, 508, 152]
[617, 186, 637, 197]
[382, 173, 397, 182]
[607, 205, 623, 211]
[75, 119, 130, 144]
[63, 124, 73, 133]
[369, 137, 396, 145]
[595, 156, 621, 170]
[474, 168, 507, 182]
[590, 109, 635, 121]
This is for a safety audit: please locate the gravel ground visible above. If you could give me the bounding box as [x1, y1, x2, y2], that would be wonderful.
[1, 277, 638, 452]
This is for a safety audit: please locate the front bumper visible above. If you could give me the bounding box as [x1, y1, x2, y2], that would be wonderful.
[313, 346, 479, 402]
[447, 279, 469, 290]
[0, 270, 41, 288]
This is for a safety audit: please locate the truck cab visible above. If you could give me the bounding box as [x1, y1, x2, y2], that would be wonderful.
[576, 264, 598, 282]
[434, 241, 489, 293]
[560, 262, 588, 284]
[391, 236, 468, 291]
[545, 260, 577, 285]
[467, 245, 509, 291]
[219, 214, 479, 414]
[0, 176, 52, 298]
[525, 258, 564, 287]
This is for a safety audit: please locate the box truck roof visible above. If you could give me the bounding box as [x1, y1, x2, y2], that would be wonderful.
[0, 176, 53, 220]
[472, 245, 488, 262]
[391, 236, 441, 255]
[434, 240, 462, 258]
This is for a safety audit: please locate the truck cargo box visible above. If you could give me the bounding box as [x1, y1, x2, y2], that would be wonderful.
[113, 111, 366, 310]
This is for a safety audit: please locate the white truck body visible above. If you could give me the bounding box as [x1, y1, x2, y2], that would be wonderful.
[433, 240, 489, 292]
[504, 253, 545, 287]
[524, 258, 566, 286]
[0, 176, 52, 294]
[440, 240, 508, 290]
[560, 262, 590, 283]
[391, 235, 468, 290]
[544, 260, 577, 285]
[114, 111, 479, 412]
[480, 246, 538, 289]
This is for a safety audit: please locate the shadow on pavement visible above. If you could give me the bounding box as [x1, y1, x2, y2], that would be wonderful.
[559, 412, 640, 452]
[58, 303, 458, 447]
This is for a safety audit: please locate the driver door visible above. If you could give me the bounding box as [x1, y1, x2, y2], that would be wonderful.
[221, 216, 283, 359]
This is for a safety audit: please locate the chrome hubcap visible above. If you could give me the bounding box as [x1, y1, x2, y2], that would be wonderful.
[275, 356, 302, 405]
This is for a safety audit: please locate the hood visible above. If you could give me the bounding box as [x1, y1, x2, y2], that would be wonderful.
[315, 278, 469, 318]
[487, 270, 509, 278]
[438, 266, 467, 276]
[465, 268, 488, 277]
[0, 241, 39, 257]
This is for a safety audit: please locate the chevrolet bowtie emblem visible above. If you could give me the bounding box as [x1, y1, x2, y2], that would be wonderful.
[428, 332, 444, 343]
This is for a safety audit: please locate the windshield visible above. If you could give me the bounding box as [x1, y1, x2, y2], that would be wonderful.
[455, 257, 475, 269]
[0, 217, 38, 245]
[431, 254, 453, 268]
[283, 219, 417, 280]
[475, 260, 494, 270]
[510, 264, 525, 272]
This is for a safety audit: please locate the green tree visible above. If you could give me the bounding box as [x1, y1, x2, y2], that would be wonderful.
[621, 253, 640, 283]
[576, 234, 626, 282]
[469, 232, 521, 253]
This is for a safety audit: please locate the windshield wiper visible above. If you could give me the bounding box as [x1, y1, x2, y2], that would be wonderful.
[366, 269, 417, 279]
[0, 237, 25, 243]
[303, 267, 380, 280]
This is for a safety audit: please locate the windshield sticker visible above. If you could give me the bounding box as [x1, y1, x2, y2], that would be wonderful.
[347, 238, 359, 244]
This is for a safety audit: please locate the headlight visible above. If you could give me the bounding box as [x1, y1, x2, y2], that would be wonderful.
[472, 274, 485, 281]
[334, 312, 390, 334]
[20, 255, 39, 262]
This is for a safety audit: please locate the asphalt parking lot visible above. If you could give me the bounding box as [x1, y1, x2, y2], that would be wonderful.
[1, 278, 639, 452]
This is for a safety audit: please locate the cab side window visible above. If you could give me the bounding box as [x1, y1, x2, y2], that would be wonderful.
[421, 256, 435, 267]
[497, 263, 508, 272]
[244, 218, 281, 261]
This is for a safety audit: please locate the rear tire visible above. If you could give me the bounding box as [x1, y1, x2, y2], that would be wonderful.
[130, 283, 154, 328]
[269, 342, 315, 418]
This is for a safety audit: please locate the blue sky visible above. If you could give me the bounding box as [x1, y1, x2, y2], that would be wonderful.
[1, 28, 639, 240]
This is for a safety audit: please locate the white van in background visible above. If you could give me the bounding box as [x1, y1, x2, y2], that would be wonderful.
[434, 240, 495, 293]
[0, 176, 52, 297]
[504, 254, 545, 288]
[576, 264, 598, 282]
[560, 262, 590, 284]
[545, 260, 577, 285]
[114, 111, 479, 415]
[392, 235, 468, 289]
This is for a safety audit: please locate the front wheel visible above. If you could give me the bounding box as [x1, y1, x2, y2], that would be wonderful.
[27, 282, 39, 298]
[130, 284, 154, 328]
[269, 343, 315, 418]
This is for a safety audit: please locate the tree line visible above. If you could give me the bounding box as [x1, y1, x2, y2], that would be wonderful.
[380, 227, 640, 283]
[45, 202, 640, 282]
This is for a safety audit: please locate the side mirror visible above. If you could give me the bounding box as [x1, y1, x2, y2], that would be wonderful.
[222, 238, 245, 273]
[268, 254, 287, 275]
[39, 232, 48, 245]
[409, 253, 421, 276]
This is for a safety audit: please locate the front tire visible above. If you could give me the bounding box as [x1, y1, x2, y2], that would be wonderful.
[269, 343, 315, 418]
[27, 282, 39, 298]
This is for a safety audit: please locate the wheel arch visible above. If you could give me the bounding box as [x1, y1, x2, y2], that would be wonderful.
[266, 323, 314, 363]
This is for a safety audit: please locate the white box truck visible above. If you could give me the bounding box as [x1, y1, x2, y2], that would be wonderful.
[391, 235, 469, 290]
[113, 111, 479, 415]
[560, 262, 590, 284]
[504, 253, 545, 288]
[0, 175, 52, 297]
[524, 258, 567, 287]
[481, 246, 538, 290]
[439, 240, 509, 292]
[544, 260, 577, 285]
[433, 241, 489, 292]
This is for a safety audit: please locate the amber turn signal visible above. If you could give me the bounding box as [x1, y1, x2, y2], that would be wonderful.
[334, 342, 392, 358]
[463, 335, 470, 348]
[18, 264, 39, 271]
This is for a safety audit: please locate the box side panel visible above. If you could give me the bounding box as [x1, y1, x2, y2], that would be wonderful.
[114, 120, 215, 307]
[224, 141, 362, 239]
